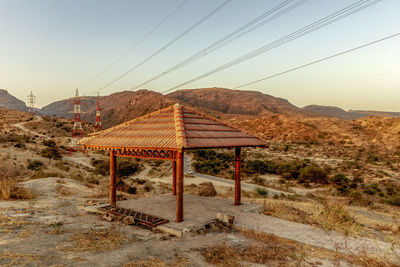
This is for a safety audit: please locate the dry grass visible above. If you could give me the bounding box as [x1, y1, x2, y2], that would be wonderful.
[241, 229, 400, 267]
[0, 212, 30, 233]
[200, 229, 308, 266]
[199, 242, 306, 267]
[263, 199, 360, 235]
[0, 167, 34, 200]
[124, 257, 189, 267]
[64, 226, 128, 252]
[0, 252, 42, 267]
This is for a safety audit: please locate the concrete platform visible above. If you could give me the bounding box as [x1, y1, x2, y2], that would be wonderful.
[102, 194, 263, 236]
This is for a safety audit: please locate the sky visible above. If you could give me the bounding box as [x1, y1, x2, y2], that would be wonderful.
[0, 0, 399, 111]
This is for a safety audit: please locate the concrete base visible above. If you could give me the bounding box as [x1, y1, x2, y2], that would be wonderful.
[83, 194, 263, 237]
[120, 194, 262, 236]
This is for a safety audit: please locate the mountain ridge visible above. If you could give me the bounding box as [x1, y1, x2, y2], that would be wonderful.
[0, 89, 28, 112]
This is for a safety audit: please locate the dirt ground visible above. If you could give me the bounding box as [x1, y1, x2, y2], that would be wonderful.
[1, 112, 399, 266]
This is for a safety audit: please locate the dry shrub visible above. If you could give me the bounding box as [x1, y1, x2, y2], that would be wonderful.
[264, 200, 359, 235]
[0, 252, 42, 266]
[340, 249, 400, 267]
[198, 182, 216, 197]
[200, 242, 304, 267]
[241, 229, 400, 267]
[124, 257, 189, 267]
[200, 229, 306, 266]
[0, 213, 30, 233]
[0, 168, 34, 200]
[311, 201, 359, 234]
[65, 227, 128, 252]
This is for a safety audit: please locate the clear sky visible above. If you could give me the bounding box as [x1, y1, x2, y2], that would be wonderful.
[0, 0, 399, 111]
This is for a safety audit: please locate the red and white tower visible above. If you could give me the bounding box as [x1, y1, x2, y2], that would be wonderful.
[72, 89, 84, 138]
[94, 92, 102, 132]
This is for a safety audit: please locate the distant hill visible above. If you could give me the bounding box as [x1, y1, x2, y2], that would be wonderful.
[348, 110, 400, 118]
[40, 87, 400, 128]
[302, 105, 364, 120]
[167, 88, 311, 116]
[41, 88, 312, 128]
[40, 97, 97, 118]
[303, 105, 400, 120]
[0, 89, 28, 112]
[41, 90, 174, 128]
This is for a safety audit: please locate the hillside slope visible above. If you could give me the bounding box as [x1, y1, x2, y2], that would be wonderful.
[302, 105, 364, 120]
[167, 88, 311, 116]
[303, 105, 400, 120]
[41, 90, 174, 128]
[0, 89, 28, 112]
[229, 114, 400, 152]
[41, 88, 311, 128]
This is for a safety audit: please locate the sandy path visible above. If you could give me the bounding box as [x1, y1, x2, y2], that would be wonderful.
[12, 115, 48, 138]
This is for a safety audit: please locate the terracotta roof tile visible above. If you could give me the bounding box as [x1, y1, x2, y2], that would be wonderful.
[80, 103, 266, 150]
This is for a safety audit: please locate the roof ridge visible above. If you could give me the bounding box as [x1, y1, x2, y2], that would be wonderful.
[173, 103, 187, 148]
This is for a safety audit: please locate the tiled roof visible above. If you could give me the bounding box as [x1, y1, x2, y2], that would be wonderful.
[80, 103, 267, 150]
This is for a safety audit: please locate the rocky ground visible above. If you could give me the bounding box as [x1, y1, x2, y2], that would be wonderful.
[1, 110, 400, 266]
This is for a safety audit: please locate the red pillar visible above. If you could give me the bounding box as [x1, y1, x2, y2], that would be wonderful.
[110, 150, 117, 207]
[172, 160, 177, 195]
[234, 147, 241, 205]
[176, 150, 184, 222]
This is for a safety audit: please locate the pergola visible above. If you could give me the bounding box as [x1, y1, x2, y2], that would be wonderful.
[80, 103, 267, 222]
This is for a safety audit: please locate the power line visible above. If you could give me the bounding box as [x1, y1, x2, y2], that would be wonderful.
[130, 0, 309, 91]
[162, 0, 383, 94]
[78, 0, 189, 91]
[95, 0, 233, 94]
[234, 32, 400, 89]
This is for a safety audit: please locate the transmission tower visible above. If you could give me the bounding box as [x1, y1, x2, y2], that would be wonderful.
[27, 91, 36, 114]
[94, 92, 102, 132]
[72, 89, 84, 138]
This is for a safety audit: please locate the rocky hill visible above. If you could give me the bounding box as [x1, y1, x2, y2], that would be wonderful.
[349, 110, 400, 118]
[229, 113, 400, 152]
[168, 88, 311, 116]
[303, 105, 400, 120]
[302, 105, 364, 120]
[40, 88, 310, 128]
[0, 89, 28, 112]
[41, 90, 174, 128]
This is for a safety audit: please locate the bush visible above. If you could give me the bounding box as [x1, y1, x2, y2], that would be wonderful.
[298, 165, 328, 185]
[14, 143, 25, 148]
[0, 170, 34, 200]
[91, 158, 140, 177]
[197, 182, 217, 197]
[27, 160, 44, 171]
[117, 160, 140, 177]
[363, 183, 381, 195]
[43, 139, 56, 147]
[255, 187, 268, 197]
[386, 196, 400, 206]
[245, 159, 305, 179]
[41, 147, 62, 162]
[54, 161, 70, 172]
[246, 160, 268, 174]
[332, 173, 350, 186]
[192, 149, 234, 176]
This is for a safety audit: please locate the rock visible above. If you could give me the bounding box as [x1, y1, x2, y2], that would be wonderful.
[123, 216, 135, 225]
[222, 215, 235, 224]
[198, 182, 216, 197]
[102, 213, 114, 222]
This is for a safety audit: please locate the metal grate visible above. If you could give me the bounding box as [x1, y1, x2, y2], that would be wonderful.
[99, 205, 169, 227]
